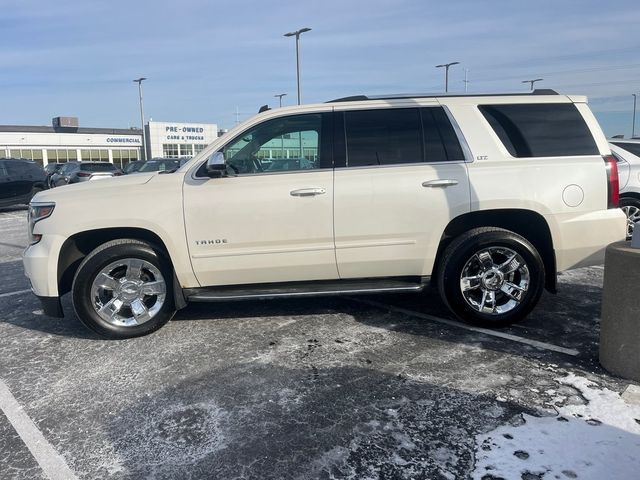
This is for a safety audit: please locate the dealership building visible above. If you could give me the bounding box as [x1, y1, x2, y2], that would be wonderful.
[0, 117, 219, 168]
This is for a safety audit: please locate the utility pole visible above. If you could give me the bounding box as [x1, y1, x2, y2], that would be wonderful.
[522, 78, 543, 91]
[435, 62, 459, 93]
[133, 77, 147, 160]
[274, 93, 287, 107]
[284, 28, 312, 105]
[633, 94, 637, 138]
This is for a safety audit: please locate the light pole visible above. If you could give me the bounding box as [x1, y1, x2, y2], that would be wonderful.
[284, 27, 311, 105]
[463, 68, 469, 93]
[133, 77, 147, 160]
[633, 94, 637, 138]
[522, 78, 543, 91]
[274, 93, 287, 107]
[435, 62, 459, 93]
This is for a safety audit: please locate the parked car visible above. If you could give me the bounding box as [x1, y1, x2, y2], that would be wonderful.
[0, 159, 47, 208]
[609, 139, 640, 239]
[44, 162, 64, 188]
[49, 161, 123, 187]
[23, 90, 625, 339]
[123, 160, 146, 175]
[135, 158, 183, 173]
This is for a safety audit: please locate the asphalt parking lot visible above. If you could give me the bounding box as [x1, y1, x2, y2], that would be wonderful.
[1, 206, 639, 480]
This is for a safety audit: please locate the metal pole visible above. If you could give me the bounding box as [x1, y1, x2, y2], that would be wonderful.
[445, 66, 449, 93]
[295, 35, 301, 105]
[464, 68, 469, 93]
[633, 94, 637, 138]
[133, 77, 147, 161]
[284, 28, 311, 106]
[275, 93, 287, 107]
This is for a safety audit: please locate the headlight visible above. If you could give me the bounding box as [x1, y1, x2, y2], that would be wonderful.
[28, 202, 55, 245]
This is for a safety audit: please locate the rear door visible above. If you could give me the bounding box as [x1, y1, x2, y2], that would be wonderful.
[333, 106, 471, 279]
[0, 161, 14, 201]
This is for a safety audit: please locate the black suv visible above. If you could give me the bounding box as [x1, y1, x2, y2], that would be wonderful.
[0, 159, 47, 208]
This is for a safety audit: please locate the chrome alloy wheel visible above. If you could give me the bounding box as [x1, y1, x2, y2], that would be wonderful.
[622, 205, 640, 240]
[459, 247, 530, 315]
[90, 258, 166, 327]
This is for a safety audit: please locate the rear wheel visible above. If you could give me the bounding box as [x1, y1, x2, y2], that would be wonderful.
[72, 239, 175, 338]
[620, 197, 640, 240]
[437, 227, 545, 327]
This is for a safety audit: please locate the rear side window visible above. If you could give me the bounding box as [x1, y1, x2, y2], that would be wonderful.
[612, 142, 640, 158]
[479, 103, 598, 157]
[345, 108, 422, 166]
[421, 108, 465, 162]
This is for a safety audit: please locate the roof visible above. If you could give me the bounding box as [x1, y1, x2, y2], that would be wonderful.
[0, 125, 142, 136]
[327, 89, 559, 103]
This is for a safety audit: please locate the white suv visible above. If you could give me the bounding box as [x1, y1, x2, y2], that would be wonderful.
[23, 91, 626, 338]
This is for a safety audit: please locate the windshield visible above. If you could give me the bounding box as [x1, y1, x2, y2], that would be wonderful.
[82, 163, 116, 172]
[139, 160, 180, 172]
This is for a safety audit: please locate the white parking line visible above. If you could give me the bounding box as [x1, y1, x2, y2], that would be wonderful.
[350, 298, 580, 357]
[0, 380, 78, 480]
[0, 289, 31, 299]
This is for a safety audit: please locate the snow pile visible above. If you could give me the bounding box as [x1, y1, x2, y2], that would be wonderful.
[473, 374, 640, 479]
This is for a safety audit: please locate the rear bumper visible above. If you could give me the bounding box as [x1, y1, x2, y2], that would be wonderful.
[37, 295, 64, 318]
[548, 208, 627, 271]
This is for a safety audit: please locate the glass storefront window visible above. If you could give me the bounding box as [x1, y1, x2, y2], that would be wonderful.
[162, 144, 179, 158]
[179, 144, 193, 157]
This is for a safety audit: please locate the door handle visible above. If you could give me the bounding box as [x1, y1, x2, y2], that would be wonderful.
[290, 188, 326, 197]
[422, 179, 459, 188]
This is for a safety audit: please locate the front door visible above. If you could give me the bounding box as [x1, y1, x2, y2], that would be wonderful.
[183, 111, 338, 287]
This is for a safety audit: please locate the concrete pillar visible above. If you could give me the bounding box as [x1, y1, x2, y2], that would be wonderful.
[600, 241, 640, 381]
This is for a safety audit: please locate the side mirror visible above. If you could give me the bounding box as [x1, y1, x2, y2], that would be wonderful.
[206, 152, 227, 178]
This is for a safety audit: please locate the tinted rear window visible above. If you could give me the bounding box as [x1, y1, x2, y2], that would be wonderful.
[345, 108, 422, 167]
[612, 142, 640, 158]
[83, 163, 116, 172]
[479, 103, 598, 157]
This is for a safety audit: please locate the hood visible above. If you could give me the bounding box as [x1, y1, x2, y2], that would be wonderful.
[33, 172, 157, 203]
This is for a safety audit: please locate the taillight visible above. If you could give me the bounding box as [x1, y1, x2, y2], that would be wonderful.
[77, 172, 91, 177]
[603, 154, 620, 209]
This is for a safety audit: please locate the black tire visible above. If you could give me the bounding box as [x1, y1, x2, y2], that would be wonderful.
[620, 197, 640, 240]
[437, 227, 545, 327]
[72, 239, 176, 339]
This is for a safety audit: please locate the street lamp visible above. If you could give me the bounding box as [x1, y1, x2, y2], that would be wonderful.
[284, 27, 311, 105]
[633, 94, 637, 138]
[274, 93, 287, 107]
[435, 61, 459, 93]
[133, 77, 147, 161]
[522, 78, 543, 91]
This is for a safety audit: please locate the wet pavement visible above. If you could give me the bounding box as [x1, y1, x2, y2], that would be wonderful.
[0, 206, 637, 479]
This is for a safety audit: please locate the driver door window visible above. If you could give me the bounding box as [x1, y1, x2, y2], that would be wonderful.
[222, 114, 325, 175]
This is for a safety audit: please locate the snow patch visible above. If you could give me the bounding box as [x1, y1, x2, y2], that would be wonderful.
[472, 373, 640, 479]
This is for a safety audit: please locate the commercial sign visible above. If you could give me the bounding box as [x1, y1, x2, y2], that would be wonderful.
[106, 137, 141, 144]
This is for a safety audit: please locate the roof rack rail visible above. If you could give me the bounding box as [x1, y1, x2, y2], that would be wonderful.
[327, 89, 559, 103]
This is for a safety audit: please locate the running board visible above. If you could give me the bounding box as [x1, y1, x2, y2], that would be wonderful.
[184, 278, 426, 302]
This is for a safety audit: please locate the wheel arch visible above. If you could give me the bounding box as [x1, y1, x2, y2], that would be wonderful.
[620, 191, 640, 201]
[433, 209, 556, 293]
[57, 227, 173, 297]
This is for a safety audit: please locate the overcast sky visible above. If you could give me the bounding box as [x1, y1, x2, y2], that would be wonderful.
[2, 0, 639, 136]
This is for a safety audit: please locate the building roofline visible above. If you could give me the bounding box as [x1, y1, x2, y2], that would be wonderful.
[0, 125, 142, 135]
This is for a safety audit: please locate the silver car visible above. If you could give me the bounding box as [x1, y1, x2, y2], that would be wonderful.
[50, 161, 123, 187]
[610, 139, 640, 239]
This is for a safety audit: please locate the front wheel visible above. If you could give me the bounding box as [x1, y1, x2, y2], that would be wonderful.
[437, 227, 545, 327]
[72, 239, 176, 338]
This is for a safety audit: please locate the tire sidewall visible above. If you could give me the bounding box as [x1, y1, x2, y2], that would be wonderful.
[440, 231, 545, 327]
[72, 242, 175, 338]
